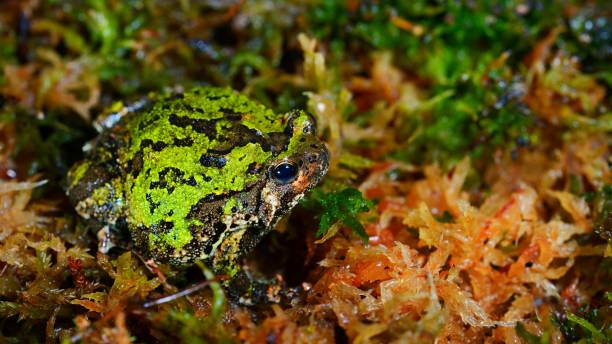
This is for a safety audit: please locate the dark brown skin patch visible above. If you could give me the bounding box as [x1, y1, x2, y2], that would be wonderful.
[219, 107, 243, 121]
[146, 193, 160, 214]
[128, 151, 144, 177]
[186, 186, 258, 220]
[140, 139, 168, 151]
[246, 162, 263, 174]
[168, 114, 218, 137]
[210, 123, 289, 155]
[199, 154, 227, 168]
[138, 112, 161, 130]
[149, 167, 198, 192]
[173, 137, 194, 147]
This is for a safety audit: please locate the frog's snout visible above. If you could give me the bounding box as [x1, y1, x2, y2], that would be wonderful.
[303, 142, 329, 181]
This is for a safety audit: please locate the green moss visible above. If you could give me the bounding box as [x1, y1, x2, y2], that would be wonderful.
[67, 160, 91, 188]
[308, 188, 373, 244]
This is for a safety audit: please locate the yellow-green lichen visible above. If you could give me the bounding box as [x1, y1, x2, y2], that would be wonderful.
[148, 227, 192, 254]
[223, 198, 238, 216]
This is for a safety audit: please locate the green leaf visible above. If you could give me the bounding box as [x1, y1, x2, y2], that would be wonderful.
[0, 301, 20, 318]
[314, 188, 373, 244]
[566, 312, 608, 342]
[32, 20, 89, 54]
[590, 184, 612, 242]
[85, 0, 119, 55]
[435, 210, 454, 223]
[515, 322, 548, 344]
[195, 261, 225, 320]
[342, 216, 368, 243]
[108, 252, 160, 306]
[338, 152, 374, 170]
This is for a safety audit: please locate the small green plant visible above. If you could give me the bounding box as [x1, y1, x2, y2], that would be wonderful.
[566, 312, 609, 343]
[314, 188, 373, 244]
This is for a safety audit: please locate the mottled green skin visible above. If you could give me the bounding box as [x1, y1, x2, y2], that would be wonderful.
[67, 87, 328, 275]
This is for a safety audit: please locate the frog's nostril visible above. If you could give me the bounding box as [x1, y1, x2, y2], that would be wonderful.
[320, 148, 328, 161]
[305, 153, 318, 163]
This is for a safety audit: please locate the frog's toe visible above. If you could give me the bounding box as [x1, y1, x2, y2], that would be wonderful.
[97, 226, 115, 254]
[226, 269, 304, 306]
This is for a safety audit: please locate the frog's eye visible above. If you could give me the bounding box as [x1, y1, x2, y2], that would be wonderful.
[272, 162, 299, 184]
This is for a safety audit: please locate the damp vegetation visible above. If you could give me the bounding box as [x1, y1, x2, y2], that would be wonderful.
[0, 1, 611, 343]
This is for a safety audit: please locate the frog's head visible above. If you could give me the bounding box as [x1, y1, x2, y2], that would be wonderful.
[258, 110, 329, 227]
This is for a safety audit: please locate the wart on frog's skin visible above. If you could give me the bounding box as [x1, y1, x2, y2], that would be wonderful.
[66, 86, 329, 279]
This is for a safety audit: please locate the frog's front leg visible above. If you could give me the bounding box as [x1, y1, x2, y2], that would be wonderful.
[93, 97, 152, 132]
[93, 85, 185, 132]
[97, 225, 115, 253]
[95, 221, 132, 255]
[212, 227, 297, 305]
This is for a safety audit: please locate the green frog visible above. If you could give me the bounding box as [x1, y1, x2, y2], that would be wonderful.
[67, 86, 328, 299]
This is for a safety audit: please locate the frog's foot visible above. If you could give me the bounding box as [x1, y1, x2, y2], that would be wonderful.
[95, 223, 132, 255]
[97, 226, 116, 254]
[93, 85, 185, 132]
[226, 269, 303, 306]
[93, 97, 152, 132]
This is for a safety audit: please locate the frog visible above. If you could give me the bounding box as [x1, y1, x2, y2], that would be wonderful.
[66, 86, 329, 300]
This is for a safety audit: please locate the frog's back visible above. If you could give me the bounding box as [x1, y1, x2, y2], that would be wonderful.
[119, 86, 289, 208]
[115, 87, 290, 262]
[121, 87, 285, 156]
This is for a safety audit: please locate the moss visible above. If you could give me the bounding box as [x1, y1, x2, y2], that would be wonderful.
[67, 160, 91, 188]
